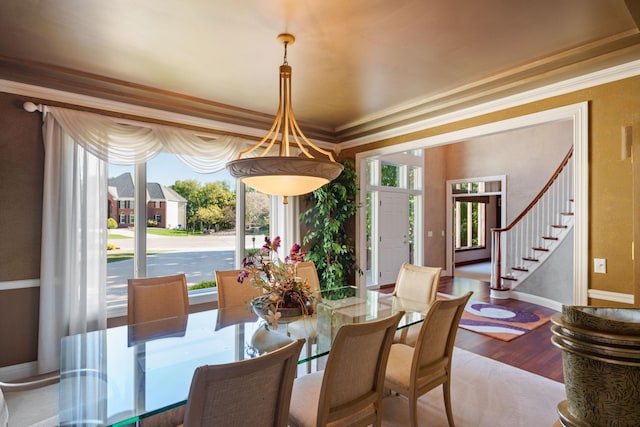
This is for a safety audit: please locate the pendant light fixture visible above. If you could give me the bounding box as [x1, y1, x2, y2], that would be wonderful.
[226, 33, 344, 204]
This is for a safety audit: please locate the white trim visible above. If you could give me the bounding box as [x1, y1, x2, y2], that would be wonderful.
[588, 289, 635, 305]
[107, 289, 218, 319]
[445, 175, 506, 277]
[355, 102, 589, 305]
[0, 361, 37, 382]
[0, 279, 40, 291]
[510, 291, 563, 312]
[573, 104, 590, 305]
[339, 59, 640, 150]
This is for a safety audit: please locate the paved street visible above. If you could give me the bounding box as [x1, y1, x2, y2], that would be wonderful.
[107, 230, 267, 304]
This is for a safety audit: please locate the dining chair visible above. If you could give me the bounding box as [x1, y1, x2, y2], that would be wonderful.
[127, 274, 190, 427]
[295, 261, 321, 296]
[215, 269, 263, 309]
[0, 372, 60, 427]
[180, 338, 305, 427]
[384, 291, 473, 427]
[391, 263, 442, 346]
[287, 261, 321, 373]
[288, 311, 404, 427]
[127, 273, 189, 324]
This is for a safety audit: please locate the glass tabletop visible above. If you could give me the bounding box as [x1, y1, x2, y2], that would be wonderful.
[58, 287, 431, 426]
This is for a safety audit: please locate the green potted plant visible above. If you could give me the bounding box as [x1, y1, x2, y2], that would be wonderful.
[300, 159, 361, 290]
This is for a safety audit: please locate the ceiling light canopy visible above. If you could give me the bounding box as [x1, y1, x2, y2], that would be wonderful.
[226, 33, 343, 204]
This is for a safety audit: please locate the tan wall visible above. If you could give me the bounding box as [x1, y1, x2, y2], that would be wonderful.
[343, 75, 640, 307]
[0, 92, 44, 367]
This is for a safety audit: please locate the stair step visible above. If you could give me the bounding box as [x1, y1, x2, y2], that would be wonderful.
[522, 257, 539, 262]
[542, 236, 559, 241]
[512, 266, 529, 272]
[532, 247, 549, 252]
[501, 275, 518, 281]
[551, 225, 568, 229]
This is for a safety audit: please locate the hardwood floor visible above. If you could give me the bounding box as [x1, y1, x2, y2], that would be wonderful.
[438, 276, 564, 383]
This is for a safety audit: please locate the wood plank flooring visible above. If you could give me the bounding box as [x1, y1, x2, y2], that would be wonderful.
[441, 276, 564, 383]
[381, 275, 565, 383]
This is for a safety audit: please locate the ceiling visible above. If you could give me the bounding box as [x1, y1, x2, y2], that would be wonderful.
[1, 0, 640, 143]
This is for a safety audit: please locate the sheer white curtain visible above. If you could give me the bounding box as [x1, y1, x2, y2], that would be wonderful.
[38, 106, 250, 373]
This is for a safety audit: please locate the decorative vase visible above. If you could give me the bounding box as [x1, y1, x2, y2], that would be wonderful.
[251, 296, 303, 322]
[551, 306, 640, 427]
[249, 324, 294, 355]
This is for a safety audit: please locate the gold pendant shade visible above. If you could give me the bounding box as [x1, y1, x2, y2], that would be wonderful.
[226, 33, 343, 203]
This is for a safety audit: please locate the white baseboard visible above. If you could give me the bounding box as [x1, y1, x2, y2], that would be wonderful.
[0, 361, 37, 382]
[587, 289, 635, 305]
[510, 291, 563, 312]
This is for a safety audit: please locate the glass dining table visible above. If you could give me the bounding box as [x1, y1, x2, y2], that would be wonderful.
[58, 286, 432, 426]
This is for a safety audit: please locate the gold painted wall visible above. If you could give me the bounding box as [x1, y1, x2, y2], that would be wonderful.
[342, 75, 640, 306]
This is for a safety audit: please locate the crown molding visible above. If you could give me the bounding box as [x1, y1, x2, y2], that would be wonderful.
[338, 58, 640, 150]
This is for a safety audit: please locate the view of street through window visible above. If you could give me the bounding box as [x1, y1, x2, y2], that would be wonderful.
[106, 229, 267, 307]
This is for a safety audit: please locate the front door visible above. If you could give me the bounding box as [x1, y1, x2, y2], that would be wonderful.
[377, 191, 410, 285]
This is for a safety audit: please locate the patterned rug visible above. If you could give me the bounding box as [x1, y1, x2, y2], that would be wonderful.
[439, 294, 551, 342]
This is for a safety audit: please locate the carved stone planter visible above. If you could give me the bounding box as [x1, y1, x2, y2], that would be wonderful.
[551, 306, 640, 427]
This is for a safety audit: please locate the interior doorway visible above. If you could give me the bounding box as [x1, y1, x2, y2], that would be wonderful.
[446, 176, 506, 278]
[356, 102, 588, 305]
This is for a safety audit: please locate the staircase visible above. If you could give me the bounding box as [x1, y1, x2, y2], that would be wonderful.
[490, 146, 574, 295]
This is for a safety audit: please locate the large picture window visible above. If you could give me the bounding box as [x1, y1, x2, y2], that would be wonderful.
[107, 153, 271, 315]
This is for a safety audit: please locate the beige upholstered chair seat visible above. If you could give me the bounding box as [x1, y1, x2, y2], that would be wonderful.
[386, 348, 449, 392]
[289, 373, 375, 427]
[384, 292, 473, 427]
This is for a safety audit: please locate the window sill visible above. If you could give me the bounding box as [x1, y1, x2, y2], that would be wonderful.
[454, 246, 486, 253]
[107, 288, 218, 319]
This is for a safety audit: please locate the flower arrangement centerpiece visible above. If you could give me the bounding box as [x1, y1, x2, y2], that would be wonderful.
[238, 236, 316, 327]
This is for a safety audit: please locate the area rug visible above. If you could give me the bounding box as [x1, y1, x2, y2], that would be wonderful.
[438, 294, 551, 342]
[381, 347, 566, 427]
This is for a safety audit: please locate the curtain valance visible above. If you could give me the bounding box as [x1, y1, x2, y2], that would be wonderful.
[45, 106, 251, 173]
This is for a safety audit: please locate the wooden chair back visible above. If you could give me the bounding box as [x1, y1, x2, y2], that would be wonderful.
[127, 273, 189, 325]
[215, 269, 263, 309]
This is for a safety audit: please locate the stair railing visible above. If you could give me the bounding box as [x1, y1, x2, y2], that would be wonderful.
[490, 146, 574, 291]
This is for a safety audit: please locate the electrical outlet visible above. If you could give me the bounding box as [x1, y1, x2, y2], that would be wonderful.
[594, 258, 607, 274]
